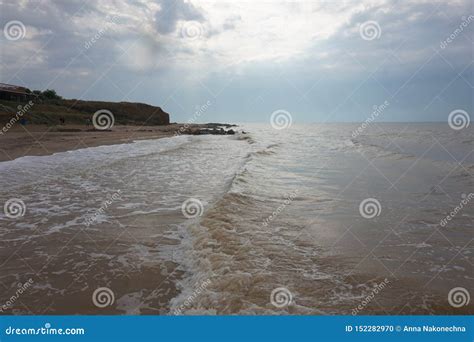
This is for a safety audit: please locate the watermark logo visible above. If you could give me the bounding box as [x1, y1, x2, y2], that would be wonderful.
[440, 193, 473, 227]
[5, 322, 85, 336]
[175, 100, 212, 136]
[92, 109, 115, 130]
[3, 20, 26, 41]
[270, 109, 292, 130]
[359, 198, 381, 219]
[3, 198, 26, 218]
[440, 15, 474, 49]
[0, 101, 35, 136]
[352, 278, 389, 315]
[448, 109, 470, 130]
[359, 21, 381, 41]
[173, 279, 212, 315]
[270, 287, 293, 308]
[84, 190, 122, 227]
[84, 15, 119, 50]
[352, 100, 390, 138]
[181, 198, 204, 219]
[448, 287, 470, 308]
[262, 190, 298, 227]
[92, 287, 115, 308]
[181, 21, 204, 40]
[0, 278, 34, 313]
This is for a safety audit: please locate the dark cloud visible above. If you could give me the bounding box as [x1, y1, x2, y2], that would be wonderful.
[0, 0, 471, 123]
[222, 14, 241, 30]
[154, 0, 205, 34]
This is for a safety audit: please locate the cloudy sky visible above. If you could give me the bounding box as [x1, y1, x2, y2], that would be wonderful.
[0, 0, 472, 123]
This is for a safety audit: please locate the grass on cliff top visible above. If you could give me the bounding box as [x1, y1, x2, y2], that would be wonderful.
[0, 99, 170, 126]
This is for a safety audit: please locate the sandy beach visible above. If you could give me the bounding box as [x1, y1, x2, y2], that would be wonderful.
[0, 124, 209, 162]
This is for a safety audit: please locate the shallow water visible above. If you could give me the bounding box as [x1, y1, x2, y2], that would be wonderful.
[0, 123, 472, 314]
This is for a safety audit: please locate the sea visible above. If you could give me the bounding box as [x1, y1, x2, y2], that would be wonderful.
[0, 123, 472, 314]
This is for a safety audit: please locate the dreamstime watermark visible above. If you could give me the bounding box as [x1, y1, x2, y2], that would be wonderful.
[92, 287, 115, 308]
[3, 20, 26, 41]
[440, 15, 474, 49]
[175, 100, 212, 136]
[352, 278, 390, 315]
[352, 100, 390, 138]
[448, 109, 470, 130]
[5, 323, 85, 336]
[440, 193, 473, 227]
[262, 190, 298, 227]
[181, 21, 204, 40]
[0, 101, 35, 135]
[84, 15, 119, 50]
[270, 109, 292, 130]
[448, 287, 470, 308]
[270, 287, 293, 308]
[0, 278, 34, 313]
[359, 198, 381, 219]
[84, 190, 122, 227]
[3, 198, 26, 218]
[359, 20, 381, 40]
[181, 198, 204, 219]
[92, 109, 115, 130]
[173, 279, 212, 315]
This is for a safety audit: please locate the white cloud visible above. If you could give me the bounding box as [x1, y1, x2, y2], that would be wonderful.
[0, 0, 471, 122]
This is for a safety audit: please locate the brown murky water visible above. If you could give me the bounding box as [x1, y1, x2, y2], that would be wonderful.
[1, 124, 473, 314]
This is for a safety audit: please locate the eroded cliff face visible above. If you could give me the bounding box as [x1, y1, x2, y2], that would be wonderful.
[0, 99, 170, 125]
[60, 100, 170, 125]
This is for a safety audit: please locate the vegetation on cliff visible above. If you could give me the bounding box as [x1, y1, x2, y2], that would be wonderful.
[0, 89, 170, 126]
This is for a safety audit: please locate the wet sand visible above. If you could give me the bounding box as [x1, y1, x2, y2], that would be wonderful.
[1, 123, 472, 315]
[0, 124, 196, 162]
[0, 208, 185, 314]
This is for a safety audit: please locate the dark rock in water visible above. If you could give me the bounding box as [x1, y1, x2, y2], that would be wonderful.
[194, 128, 236, 135]
[199, 128, 217, 135]
[178, 124, 239, 136]
[205, 122, 237, 128]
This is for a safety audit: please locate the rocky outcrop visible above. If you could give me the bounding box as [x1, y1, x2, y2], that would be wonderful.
[179, 127, 236, 135]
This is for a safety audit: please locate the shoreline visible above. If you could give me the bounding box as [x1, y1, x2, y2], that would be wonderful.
[0, 123, 235, 162]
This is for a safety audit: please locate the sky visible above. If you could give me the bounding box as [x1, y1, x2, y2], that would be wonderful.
[0, 0, 472, 123]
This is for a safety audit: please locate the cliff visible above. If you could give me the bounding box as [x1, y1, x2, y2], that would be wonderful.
[0, 99, 170, 126]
